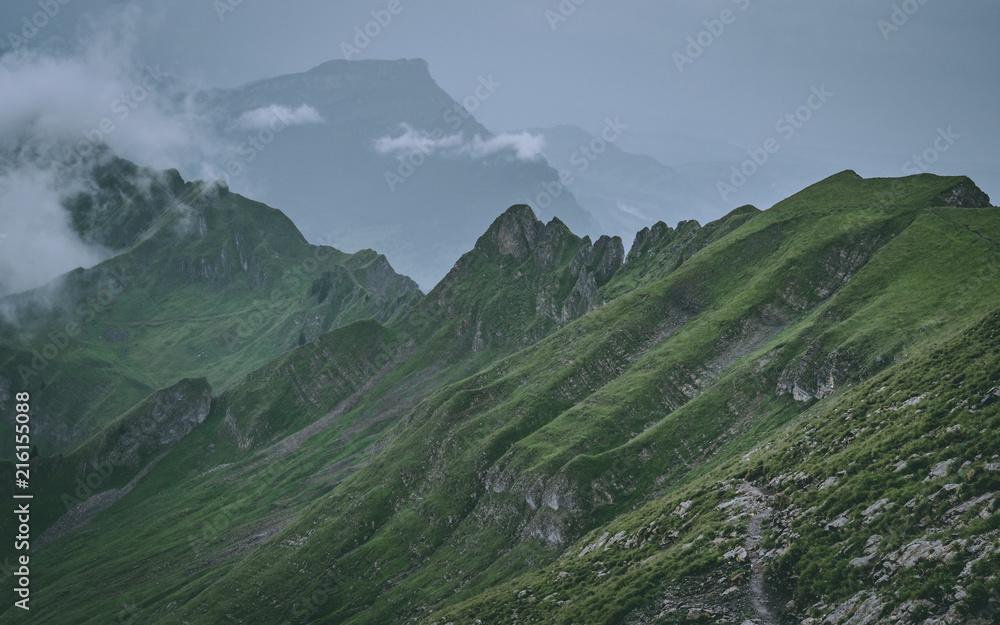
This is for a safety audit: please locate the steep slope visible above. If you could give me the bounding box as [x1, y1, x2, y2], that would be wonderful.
[25, 378, 213, 551]
[405, 205, 624, 357]
[1, 172, 996, 625]
[433, 305, 1000, 624]
[196, 59, 595, 289]
[153, 172, 997, 624]
[61, 151, 191, 253]
[0, 158, 421, 456]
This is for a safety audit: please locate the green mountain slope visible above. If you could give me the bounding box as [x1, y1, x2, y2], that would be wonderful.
[0, 162, 421, 457]
[1, 171, 997, 625]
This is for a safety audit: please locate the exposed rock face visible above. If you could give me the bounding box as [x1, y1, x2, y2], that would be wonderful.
[426, 205, 625, 352]
[612, 205, 759, 295]
[477, 204, 544, 262]
[180, 230, 266, 285]
[352, 253, 421, 301]
[561, 234, 626, 320]
[63, 155, 189, 252]
[477, 206, 624, 282]
[627, 219, 703, 268]
[591, 235, 626, 285]
[533, 218, 574, 271]
[87, 377, 212, 470]
[32, 378, 213, 551]
[937, 178, 992, 208]
[776, 345, 852, 402]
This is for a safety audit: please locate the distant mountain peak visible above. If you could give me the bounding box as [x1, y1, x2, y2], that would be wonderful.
[306, 57, 430, 77]
[196, 59, 591, 290]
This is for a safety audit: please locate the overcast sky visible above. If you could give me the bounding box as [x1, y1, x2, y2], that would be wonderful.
[1, 0, 997, 209]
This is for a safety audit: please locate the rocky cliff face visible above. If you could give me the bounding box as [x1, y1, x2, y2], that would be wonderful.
[937, 178, 992, 208]
[86, 378, 212, 470]
[606, 204, 761, 298]
[418, 205, 624, 352]
[475, 204, 544, 262]
[26, 378, 212, 551]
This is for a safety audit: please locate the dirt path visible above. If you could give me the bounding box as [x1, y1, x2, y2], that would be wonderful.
[743, 483, 779, 625]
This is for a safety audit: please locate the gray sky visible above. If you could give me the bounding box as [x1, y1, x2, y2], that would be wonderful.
[1, 0, 997, 210]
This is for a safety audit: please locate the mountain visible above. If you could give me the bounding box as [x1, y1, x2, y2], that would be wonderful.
[1, 171, 999, 625]
[194, 59, 595, 290]
[528, 124, 724, 242]
[0, 155, 420, 456]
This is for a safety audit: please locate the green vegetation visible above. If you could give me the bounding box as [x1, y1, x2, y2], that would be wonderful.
[0, 170, 421, 457]
[0, 168, 997, 624]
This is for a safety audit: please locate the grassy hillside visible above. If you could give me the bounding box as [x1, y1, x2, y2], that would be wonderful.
[0, 171, 997, 624]
[0, 166, 421, 456]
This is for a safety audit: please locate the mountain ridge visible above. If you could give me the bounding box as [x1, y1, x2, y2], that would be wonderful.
[0, 160, 421, 456]
[1, 168, 998, 625]
[192, 57, 596, 289]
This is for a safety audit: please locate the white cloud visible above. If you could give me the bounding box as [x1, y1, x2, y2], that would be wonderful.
[462, 132, 545, 160]
[373, 124, 463, 157]
[0, 16, 228, 176]
[374, 124, 545, 161]
[235, 104, 325, 130]
[616, 200, 650, 220]
[0, 7, 226, 299]
[0, 166, 108, 297]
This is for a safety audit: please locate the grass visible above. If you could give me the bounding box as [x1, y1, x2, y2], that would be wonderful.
[0, 170, 997, 624]
[0, 182, 421, 458]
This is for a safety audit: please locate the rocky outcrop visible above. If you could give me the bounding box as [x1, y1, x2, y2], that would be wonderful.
[558, 234, 626, 321]
[180, 230, 265, 285]
[776, 344, 854, 402]
[32, 378, 212, 552]
[476, 204, 545, 262]
[349, 253, 421, 301]
[610, 205, 759, 297]
[476, 206, 624, 284]
[422, 205, 625, 353]
[86, 378, 212, 470]
[936, 178, 992, 208]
